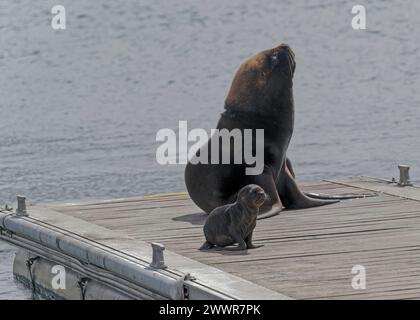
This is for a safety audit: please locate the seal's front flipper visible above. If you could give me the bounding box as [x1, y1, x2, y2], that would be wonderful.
[279, 167, 339, 209]
[285, 157, 295, 178]
[253, 170, 282, 220]
[199, 241, 214, 250]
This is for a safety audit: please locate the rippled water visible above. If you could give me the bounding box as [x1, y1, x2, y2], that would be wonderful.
[1, 0, 419, 299]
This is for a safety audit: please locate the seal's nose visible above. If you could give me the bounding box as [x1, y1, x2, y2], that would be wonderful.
[274, 43, 295, 59]
[254, 189, 267, 200]
[282, 44, 295, 57]
[275, 44, 296, 74]
[275, 43, 290, 51]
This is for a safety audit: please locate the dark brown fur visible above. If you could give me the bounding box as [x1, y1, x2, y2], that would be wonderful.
[185, 44, 337, 219]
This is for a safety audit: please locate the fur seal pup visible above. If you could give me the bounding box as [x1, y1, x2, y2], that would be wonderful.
[185, 44, 338, 219]
[199, 184, 266, 250]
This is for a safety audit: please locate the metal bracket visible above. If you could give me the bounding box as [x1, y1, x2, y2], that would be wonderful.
[182, 273, 197, 300]
[26, 256, 40, 297]
[15, 196, 29, 217]
[150, 242, 167, 269]
[0, 228, 14, 238]
[77, 277, 91, 300]
[398, 165, 413, 187]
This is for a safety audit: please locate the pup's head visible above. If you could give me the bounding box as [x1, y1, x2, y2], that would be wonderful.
[237, 184, 267, 209]
[225, 44, 296, 114]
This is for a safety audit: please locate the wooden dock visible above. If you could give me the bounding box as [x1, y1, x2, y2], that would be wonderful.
[2, 176, 420, 299]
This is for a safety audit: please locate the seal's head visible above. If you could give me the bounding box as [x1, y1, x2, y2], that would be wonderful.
[237, 184, 267, 209]
[225, 44, 296, 115]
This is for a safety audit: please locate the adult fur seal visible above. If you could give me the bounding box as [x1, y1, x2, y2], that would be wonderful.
[185, 44, 339, 219]
[200, 184, 266, 250]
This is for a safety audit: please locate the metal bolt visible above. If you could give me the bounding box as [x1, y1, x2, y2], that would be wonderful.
[398, 165, 412, 187]
[150, 242, 167, 269]
[16, 195, 28, 217]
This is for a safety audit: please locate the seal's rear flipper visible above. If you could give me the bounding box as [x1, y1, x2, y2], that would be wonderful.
[304, 192, 377, 200]
[279, 168, 339, 209]
[283, 158, 375, 202]
[199, 241, 214, 250]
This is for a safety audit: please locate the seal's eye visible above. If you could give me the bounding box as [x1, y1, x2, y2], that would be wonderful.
[269, 54, 279, 68]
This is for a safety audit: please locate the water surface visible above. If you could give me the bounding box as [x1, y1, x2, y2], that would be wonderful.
[1, 0, 419, 299]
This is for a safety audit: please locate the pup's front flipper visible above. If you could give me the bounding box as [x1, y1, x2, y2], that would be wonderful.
[199, 241, 215, 250]
[245, 233, 264, 249]
[216, 235, 248, 251]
